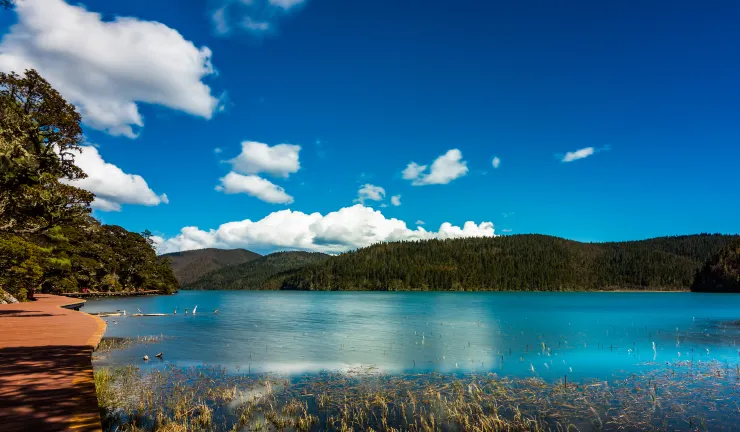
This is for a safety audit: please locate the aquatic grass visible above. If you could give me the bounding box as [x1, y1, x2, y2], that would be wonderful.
[95, 335, 171, 357]
[95, 360, 740, 431]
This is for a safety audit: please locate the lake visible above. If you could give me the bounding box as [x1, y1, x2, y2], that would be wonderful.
[87, 291, 740, 380]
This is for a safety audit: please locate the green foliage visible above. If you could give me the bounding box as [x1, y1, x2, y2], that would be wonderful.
[163, 248, 261, 285]
[0, 234, 46, 300]
[0, 69, 179, 299]
[0, 69, 93, 234]
[278, 234, 739, 292]
[691, 239, 740, 293]
[36, 220, 179, 295]
[184, 251, 330, 290]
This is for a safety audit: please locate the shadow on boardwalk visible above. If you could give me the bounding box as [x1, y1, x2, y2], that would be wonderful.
[0, 295, 105, 431]
[0, 309, 59, 318]
[0, 344, 100, 431]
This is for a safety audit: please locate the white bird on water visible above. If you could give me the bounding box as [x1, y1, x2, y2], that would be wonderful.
[652, 341, 657, 360]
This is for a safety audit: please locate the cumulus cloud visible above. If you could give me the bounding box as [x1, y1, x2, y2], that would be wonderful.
[391, 195, 401, 206]
[415, 220, 425, 225]
[216, 172, 294, 204]
[269, 0, 306, 9]
[355, 184, 385, 204]
[0, 0, 219, 138]
[228, 141, 301, 178]
[61, 146, 167, 212]
[492, 156, 501, 169]
[403, 149, 469, 185]
[155, 204, 496, 254]
[561, 147, 595, 163]
[402, 162, 427, 181]
[211, 0, 308, 36]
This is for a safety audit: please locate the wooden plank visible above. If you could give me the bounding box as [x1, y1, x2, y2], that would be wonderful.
[0, 295, 106, 431]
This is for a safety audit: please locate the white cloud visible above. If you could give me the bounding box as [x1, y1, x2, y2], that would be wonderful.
[0, 0, 219, 138]
[402, 162, 427, 180]
[415, 220, 425, 225]
[156, 204, 496, 254]
[269, 0, 306, 9]
[562, 147, 595, 163]
[403, 149, 468, 185]
[214, 147, 223, 154]
[211, 0, 307, 36]
[355, 184, 385, 204]
[228, 141, 301, 178]
[492, 156, 501, 169]
[61, 145, 167, 212]
[216, 172, 294, 204]
[390, 195, 401, 206]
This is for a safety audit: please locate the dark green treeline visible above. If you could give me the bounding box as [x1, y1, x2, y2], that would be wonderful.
[278, 234, 738, 291]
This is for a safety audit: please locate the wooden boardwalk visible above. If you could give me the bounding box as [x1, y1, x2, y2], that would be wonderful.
[0, 294, 106, 431]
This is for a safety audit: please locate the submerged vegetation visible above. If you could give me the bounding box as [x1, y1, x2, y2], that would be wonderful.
[0, 69, 178, 300]
[94, 335, 170, 358]
[95, 361, 740, 431]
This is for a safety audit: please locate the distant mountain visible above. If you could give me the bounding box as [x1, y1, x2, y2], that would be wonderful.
[692, 239, 740, 293]
[162, 248, 261, 285]
[279, 234, 739, 291]
[183, 251, 330, 290]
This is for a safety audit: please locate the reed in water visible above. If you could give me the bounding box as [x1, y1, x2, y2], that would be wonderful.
[94, 359, 740, 431]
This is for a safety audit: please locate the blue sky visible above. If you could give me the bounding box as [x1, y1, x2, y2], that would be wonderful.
[1, 0, 738, 253]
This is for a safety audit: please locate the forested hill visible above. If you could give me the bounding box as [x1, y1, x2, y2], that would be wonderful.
[691, 239, 740, 293]
[278, 234, 739, 292]
[163, 248, 261, 285]
[184, 251, 330, 290]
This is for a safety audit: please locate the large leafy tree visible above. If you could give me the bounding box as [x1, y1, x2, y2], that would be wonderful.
[0, 69, 179, 299]
[0, 69, 93, 234]
[0, 234, 46, 301]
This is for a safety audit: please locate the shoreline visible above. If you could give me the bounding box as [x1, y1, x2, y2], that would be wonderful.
[62, 290, 177, 299]
[176, 287, 692, 293]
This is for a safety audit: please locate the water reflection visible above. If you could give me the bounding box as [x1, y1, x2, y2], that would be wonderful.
[87, 291, 740, 380]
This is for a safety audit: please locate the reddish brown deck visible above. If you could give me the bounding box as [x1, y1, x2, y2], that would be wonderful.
[0, 294, 106, 431]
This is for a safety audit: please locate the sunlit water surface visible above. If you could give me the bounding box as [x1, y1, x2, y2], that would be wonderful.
[86, 291, 740, 380]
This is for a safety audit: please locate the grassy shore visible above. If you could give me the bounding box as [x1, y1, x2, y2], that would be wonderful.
[94, 359, 740, 431]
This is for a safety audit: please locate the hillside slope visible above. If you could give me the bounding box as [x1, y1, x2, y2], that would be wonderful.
[184, 251, 330, 290]
[279, 234, 738, 291]
[163, 248, 261, 285]
[692, 239, 740, 293]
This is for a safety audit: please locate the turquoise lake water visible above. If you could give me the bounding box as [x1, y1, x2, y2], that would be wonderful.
[86, 291, 740, 381]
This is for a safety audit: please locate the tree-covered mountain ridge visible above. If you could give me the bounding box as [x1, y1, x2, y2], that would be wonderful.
[691, 239, 740, 293]
[183, 251, 330, 290]
[254, 233, 739, 292]
[162, 248, 261, 286]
